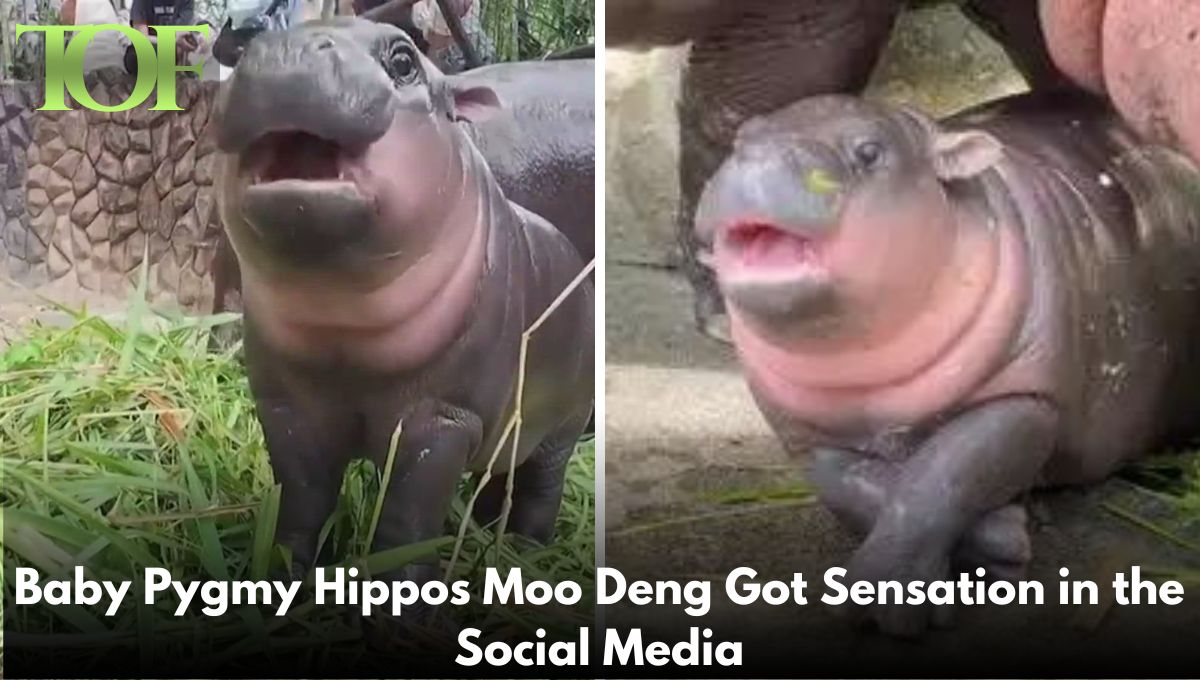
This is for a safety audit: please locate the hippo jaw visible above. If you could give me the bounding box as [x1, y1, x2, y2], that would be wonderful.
[234, 131, 376, 266]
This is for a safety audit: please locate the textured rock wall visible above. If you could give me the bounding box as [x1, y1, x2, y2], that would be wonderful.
[0, 83, 36, 281]
[0, 69, 221, 311]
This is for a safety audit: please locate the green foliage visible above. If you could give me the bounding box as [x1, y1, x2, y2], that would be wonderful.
[1109, 451, 1200, 571]
[0, 304, 595, 665]
[480, 0, 594, 62]
[3, 0, 59, 81]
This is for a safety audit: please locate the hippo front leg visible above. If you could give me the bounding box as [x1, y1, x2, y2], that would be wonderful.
[809, 449, 1034, 583]
[244, 329, 356, 576]
[369, 405, 482, 602]
[842, 397, 1057, 637]
[255, 399, 353, 577]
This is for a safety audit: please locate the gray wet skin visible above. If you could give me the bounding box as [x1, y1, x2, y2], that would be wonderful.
[211, 32, 594, 315]
[456, 59, 596, 263]
[213, 18, 594, 620]
[697, 92, 1200, 636]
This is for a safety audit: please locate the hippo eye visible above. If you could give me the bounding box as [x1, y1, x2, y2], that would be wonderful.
[384, 45, 419, 85]
[852, 140, 885, 170]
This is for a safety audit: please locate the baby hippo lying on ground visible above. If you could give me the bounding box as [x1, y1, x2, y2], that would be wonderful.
[696, 91, 1200, 636]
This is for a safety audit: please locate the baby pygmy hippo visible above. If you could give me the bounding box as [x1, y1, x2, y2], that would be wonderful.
[214, 19, 594, 594]
[696, 91, 1200, 636]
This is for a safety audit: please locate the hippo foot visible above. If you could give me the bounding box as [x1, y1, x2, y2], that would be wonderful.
[362, 600, 461, 653]
[266, 534, 318, 583]
[837, 535, 953, 638]
[808, 448, 1032, 586]
[954, 504, 1032, 583]
[359, 560, 461, 652]
[267, 560, 309, 585]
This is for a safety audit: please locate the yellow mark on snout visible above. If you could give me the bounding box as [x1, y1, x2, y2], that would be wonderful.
[804, 169, 840, 196]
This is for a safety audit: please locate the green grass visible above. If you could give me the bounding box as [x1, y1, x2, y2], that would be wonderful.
[0, 303, 595, 667]
[480, 0, 594, 61]
[1108, 451, 1200, 584]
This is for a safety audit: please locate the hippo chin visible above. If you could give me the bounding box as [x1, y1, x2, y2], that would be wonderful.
[214, 18, 594, 618]
[697, 92, 1200, 636]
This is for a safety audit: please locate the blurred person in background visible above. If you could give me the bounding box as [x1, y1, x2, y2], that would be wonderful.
[123, 0, 213, 75]
[355, 0, 494, 73]
[413, 0, 495, 72]
[212, 0, 306, 68]
[60, 0, 127, 71]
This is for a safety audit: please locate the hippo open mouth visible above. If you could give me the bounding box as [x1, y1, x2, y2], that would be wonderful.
[708, 217, 837, 324]
[246, 131, 349, 183]
[723, 220, 821, 268]
[235, 129, 378, 260]
[716, 219, 829, 282]
[697, 136, 844, 302]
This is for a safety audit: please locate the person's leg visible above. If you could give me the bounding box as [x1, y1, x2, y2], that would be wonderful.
[123, 42, 139, 75]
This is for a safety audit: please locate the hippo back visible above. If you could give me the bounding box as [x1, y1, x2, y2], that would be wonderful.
[452, 60, 596, 262]
[948, 91, 1200, 481]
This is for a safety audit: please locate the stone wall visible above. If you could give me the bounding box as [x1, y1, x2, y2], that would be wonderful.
[0, 69, 221, 312]
[605, 45, 686, 268]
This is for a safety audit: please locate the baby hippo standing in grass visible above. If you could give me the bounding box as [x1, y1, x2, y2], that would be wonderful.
[696, 91, 1200, 636]
[213, 19, 593, 604]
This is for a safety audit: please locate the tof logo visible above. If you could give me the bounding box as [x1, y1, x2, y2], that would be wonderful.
[15, 24, 210, 112]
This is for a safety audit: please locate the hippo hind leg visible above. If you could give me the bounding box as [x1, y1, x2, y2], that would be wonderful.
[474, 409, 591, 543]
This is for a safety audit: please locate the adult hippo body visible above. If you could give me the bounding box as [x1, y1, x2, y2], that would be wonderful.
[214, 18, 593, 597]
[696, 91, 1200, 636]
[456, 59, 596, 262]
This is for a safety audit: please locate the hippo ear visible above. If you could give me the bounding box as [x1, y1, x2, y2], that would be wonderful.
[932, 131, 1004, 180]
[450, 85, 504, 123]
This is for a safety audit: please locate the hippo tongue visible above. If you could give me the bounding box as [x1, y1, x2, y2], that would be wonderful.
[724, 222, 817, 270]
